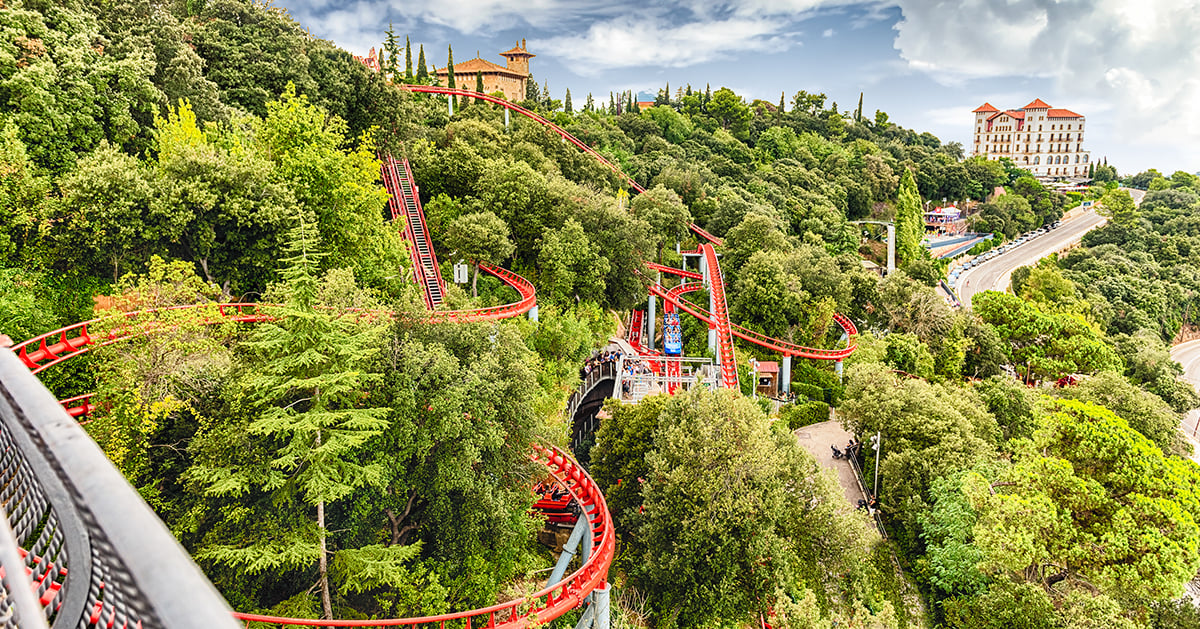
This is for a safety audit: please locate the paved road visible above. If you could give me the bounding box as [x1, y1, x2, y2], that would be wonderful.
[1170, 340, 1200, 463]
[954, 188, 1143, 307]
[955, 209, 1106, 307]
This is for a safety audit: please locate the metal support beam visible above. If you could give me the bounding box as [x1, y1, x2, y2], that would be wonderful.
[593, 583, 611, 629]
[647, 290, 657, 351]
[504, 107, 510, 128]
[546, 516, 589, 589]
[448, 95, 454, 117]
[886, 223, 896, 276]
[781, 356, 792, 393]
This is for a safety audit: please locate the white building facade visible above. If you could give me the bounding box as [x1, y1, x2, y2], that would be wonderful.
[971, 99, 1090, 178]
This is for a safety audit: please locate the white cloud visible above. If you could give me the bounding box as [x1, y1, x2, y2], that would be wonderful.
[890, 0, 1200, 167]
[822, 28, 835, 37]
[534, 14, 795, 74]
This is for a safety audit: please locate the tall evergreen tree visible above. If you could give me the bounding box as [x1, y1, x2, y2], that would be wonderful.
[776, 91, 785, 123]
[609, 92, 616, 115]
[416, 44, 427, 81]
[564, 88, 573, 113]
[446, 45, 456, 110]
[704, 84, 711, 104]
[383, 23, 400, 80]
[895, 168, 924, 264]
[525, 73, 539, 102]
[629, 91, 639, 114]
[686, 84, 693, 97]
[404, 36, 413, 81]
[855, 92, 863, 122]
[475, 70, 484, 95]
[192, 217, 413, 621]
[586, 92, 594, 112]
[541, 80, 550, 108]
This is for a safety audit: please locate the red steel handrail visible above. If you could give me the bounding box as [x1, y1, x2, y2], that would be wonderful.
[643, 262, 702, 281]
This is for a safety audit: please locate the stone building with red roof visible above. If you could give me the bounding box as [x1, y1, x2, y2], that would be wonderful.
[434, 40, 533, 102]
[971, 99, 1090, 178]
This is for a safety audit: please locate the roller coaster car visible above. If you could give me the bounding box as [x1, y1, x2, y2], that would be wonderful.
[532, 483, 581, 524]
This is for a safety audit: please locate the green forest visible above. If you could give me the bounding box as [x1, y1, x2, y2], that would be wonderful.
[4, 0, 1200, 628]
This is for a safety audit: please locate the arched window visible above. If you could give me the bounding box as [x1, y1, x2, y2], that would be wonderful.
[1083, 154, 1089, 163]
[1033, 156, 1039, 164]
[1075, 155, 1080, 163]
[1055, 155, 1061, 164]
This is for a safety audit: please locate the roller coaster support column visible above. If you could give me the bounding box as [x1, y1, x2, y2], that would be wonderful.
[647, 273, 657, 351]
[448, 94, 454, 116]
[836, 359, 844, 380]
[546, 516, 590, 588]
[529, 304, 539, 322]
[574, 582, 611, 629]
[782, 356, 792, 393]
[886, 223, 896, 276]
[505, 107, 510, 129]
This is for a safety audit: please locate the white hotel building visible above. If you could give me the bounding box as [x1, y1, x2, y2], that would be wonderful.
[971, 99, 1090, 178]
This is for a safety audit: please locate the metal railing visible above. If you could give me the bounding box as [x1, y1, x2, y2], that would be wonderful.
[0, 349, 240, 629]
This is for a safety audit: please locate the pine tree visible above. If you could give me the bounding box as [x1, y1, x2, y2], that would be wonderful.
[855, 92, 863, 122]
[541, 80, 550, 108]
[895, 169, 924, 264]
[776, 91, 785, 123]
[629, 91, 639, 114]
[404, 36, 413, 81]
[586, 92, 594, 112]
[704, 84, 711, 104]
[383, 23, 400, 80]
[686, 84, 693, 97]
[191, 216, 414, 621]
[564, 88, 573, 113]
[609, 92, 616, 115]
[377, 48, 385, 74]
[416, 44, 427, 82]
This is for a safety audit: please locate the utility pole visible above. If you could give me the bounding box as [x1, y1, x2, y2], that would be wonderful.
[870, 432, 882, 498]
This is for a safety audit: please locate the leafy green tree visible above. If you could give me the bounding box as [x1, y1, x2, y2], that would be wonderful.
[604, 388, 874, 628]
[0, 269, 57, 342]
[443, 211, 514, 297]
[973, 291, 1121, 383]
[706, 87, 751, 136]
[1098, 188, 1138, 226]
[537, 218, 608, 304]
[964, 399, 1200, 604]
[895, 169, 924, 264]
[1056, 370, 1186, 456]
[631, 185, 691, 263]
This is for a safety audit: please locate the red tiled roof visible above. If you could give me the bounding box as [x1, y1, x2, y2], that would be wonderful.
[1022, 98, 1051, 109]
[988, 110, 1024, 121]
[972, 102, 999, 113]
[756, 361, 779, 373]
[436, 57, 526, 77]
[500, 46, 535, 57]
[1047, 108, 1083, 118]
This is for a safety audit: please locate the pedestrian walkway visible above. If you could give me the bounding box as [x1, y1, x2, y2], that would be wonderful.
[794, 419, 868, 507]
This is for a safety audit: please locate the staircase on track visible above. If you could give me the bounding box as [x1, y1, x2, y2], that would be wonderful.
[382, 155, 445, 310]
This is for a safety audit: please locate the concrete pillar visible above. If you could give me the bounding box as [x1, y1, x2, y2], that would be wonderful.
[647, 294, 656, 351]
[886, 223, 896, 276]
[504, 107, 510, 129]
[781, 356, 792, 393]
[528, 305, 538, 322]
[448, 95, 454, 117]
[835, 359, 844, 380]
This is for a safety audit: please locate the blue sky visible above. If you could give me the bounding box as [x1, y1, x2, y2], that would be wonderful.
[273, 0, 1200, 175]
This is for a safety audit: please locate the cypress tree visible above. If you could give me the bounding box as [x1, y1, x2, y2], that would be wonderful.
[377, 48, 385, 73]
[776, 91, 785, 122]
[446, 45, 456, 110]
[404, 36, 413, 81]
[475, 70, 484, 94]
[609, 92, 616, 115]
[416, 44, 427, 81]
[895, 168, 924, 264]
[855, 92, 863, 122]
[629, 91, 639, 114]
[686, 84, 693, 97]
[704, 84, 711, 104]
[565, 88, 573, 113]
[542, 80, 550, 107]
[586, 92, 594, 112]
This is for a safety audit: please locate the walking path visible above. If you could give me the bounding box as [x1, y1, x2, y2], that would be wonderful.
[794, 419, 868, 506]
